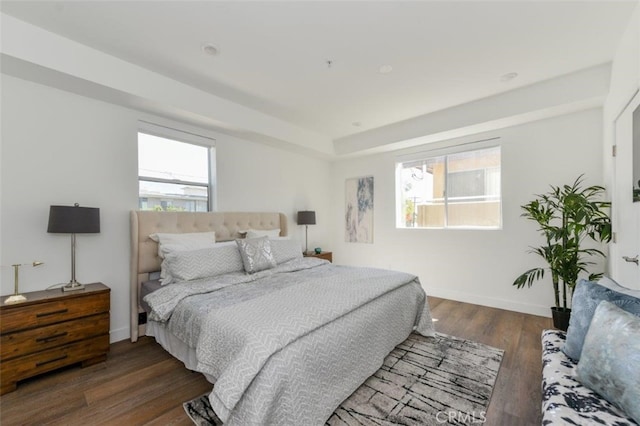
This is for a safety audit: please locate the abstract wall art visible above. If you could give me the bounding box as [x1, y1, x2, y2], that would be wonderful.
[345, 176, 374, 243]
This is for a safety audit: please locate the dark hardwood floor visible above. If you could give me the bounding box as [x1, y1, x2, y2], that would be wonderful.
[429, 297, 550, 426]
[0, 297, 550, 425]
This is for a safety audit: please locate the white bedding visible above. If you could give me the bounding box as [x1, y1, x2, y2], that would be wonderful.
[145, 257, 434, 425]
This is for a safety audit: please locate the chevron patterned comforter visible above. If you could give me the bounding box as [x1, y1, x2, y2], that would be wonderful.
[145, 258, 434, 426]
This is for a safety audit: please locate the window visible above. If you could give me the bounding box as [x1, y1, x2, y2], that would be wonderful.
[396, 146, 501, 229]
[138, 123, 215, 212]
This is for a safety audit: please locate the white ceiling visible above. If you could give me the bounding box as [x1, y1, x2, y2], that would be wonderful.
[1, 1, 637, 142]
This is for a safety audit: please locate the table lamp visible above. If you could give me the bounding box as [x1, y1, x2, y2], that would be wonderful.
[47, 203, 100, 291]
[297, 210, 316, 255]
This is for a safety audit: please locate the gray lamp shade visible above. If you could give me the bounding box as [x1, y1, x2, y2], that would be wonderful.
[297, 211, 316, 225]
[47, 205, 100, 234]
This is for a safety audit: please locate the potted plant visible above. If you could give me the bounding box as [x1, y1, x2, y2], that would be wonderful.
[513, 175, 611, 330]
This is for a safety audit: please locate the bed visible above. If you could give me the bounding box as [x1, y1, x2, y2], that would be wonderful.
[130, 210, 435, 425]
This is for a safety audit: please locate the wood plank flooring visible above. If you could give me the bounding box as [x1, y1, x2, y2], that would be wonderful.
[0, 297, 550, 425]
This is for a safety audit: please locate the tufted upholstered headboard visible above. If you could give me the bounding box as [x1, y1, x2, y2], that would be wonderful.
[129, 210, 288, 342]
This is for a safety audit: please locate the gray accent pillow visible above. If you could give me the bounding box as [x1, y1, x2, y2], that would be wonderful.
[563, 279, 640, 361]
[576, 301, 640, 424]
[236, 236, 277, 274]
[270, 239, 303, 264]
[163, 245, 244, 283]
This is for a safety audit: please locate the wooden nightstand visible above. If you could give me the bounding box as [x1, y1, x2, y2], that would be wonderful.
[304, 251, 333, 263]
[0, 283, 110, 394]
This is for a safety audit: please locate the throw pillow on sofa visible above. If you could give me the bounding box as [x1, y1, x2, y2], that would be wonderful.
[563, 278, 640, 361]
[576, 301, 640, 424]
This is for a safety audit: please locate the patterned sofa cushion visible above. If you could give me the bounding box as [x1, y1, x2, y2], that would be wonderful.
[541, 329, 637, 425]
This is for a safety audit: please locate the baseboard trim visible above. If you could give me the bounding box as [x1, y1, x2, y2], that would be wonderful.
[109, 326, 130, 343]
[426, 287, 552, 318]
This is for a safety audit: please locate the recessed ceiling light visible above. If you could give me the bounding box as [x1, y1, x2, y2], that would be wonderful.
[500, 72, 518, 82]
[379, 65, 393, 74]
[201, 43, 220, 56]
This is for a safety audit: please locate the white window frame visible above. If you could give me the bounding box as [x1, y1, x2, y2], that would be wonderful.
[396, 143, 502, 230]
[138, 121, 216, 211]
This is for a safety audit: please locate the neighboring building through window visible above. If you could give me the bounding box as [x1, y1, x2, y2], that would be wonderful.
[397, 145, 501, 229]
[138, 122, 215, 212]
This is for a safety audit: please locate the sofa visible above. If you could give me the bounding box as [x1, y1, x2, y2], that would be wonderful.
[540, 278, 640, 425]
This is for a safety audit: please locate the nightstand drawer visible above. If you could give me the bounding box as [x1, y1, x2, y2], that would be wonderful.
[1, 312, 109, 360]
[1, 292, 110, 333]
[0, 334, 109, 390]
[0, 283, 110, 395]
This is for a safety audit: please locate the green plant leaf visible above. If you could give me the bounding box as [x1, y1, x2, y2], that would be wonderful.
[514, 174, 611, 308]
[513, 268, 545, 289]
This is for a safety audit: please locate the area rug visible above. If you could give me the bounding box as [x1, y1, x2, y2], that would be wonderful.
[183, 332, 504, 425]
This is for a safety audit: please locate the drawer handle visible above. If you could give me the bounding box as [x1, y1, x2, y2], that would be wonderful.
[36, 332, 68, 343]
[36, 354, 67, 367]
[36, 309, 68, 318]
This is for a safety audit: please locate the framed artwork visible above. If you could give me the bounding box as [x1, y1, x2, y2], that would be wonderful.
[345, 176, 374, 243]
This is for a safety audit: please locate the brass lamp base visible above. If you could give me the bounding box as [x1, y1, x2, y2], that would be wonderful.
[4, 294, 27, 304]
[5, 262, 43, 304]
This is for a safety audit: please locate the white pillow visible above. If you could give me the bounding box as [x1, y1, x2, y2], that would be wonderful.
[149, 232, 217, 258]
[243, 229, 281, 239]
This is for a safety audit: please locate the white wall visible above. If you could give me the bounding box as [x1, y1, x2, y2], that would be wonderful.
[331, 108, 604, 317]
[604, 6, 639, 188]
[216, 137, 332, 253]
[0, 74, 332, 342]
[603, 4, 640, 280]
